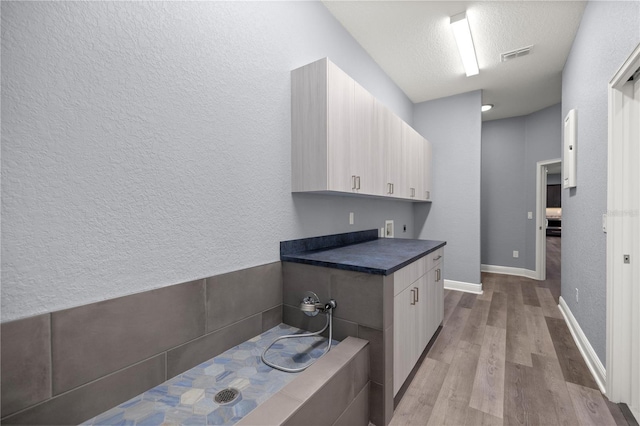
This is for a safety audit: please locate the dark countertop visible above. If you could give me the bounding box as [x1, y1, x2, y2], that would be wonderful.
[281, 235, 446, 276]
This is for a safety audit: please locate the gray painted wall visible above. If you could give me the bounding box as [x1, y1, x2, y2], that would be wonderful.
[481, 116, 527, 268]
[413, 91, 483, 286]
[561, 0, 640, 365]
[523, 104, 562, 271]
[480, 104, 561, 270]
[548, 174, 561, 185]
[1, 1, 415, 322]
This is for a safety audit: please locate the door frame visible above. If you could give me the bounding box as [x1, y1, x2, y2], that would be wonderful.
[535, 158, 561, 281]
[606, 43, 640, 418]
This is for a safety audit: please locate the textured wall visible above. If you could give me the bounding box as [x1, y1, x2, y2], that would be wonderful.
[0, 1, 415, 322]
[561, 0, 640, 364]
[523, 104, 562, 271]
[548, 174, 561, 185]
[413, 91, 482, 285]
[480, 104, 561, 270]
[481, 116, 527, 268]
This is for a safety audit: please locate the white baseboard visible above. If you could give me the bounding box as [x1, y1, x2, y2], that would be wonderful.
[444, 279, 483, 295]
[558, 296, 607, 394]
[481, 264, 538, 280]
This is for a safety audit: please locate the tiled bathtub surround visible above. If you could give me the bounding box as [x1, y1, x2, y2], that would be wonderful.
[0, 262, 282, 425]
[82, 324, 339, 425]
[282, 262, 394, 426]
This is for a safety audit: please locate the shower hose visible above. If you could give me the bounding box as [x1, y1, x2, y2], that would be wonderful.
[260, 309, 333, 373]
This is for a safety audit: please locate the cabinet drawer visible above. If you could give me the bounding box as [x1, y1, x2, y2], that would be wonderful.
[428, 248, 444, 271]
[393, 248, 443, 296]
[393, 259, 426, 296]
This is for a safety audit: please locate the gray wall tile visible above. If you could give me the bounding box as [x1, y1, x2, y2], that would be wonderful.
[331, 317, 359, 342]
[282, 262, 330, 308]
[207, 262, 282, 333]
[330, 270, 383, 330]
[261, 305, 282, 332]
[369, 381, 383, 426]
[51, 279, 205, 394]
[358, 325, 383, 384]
[2, 354, 165, 425]
[166, 314, 262, 378]
[1, 314, 52, 416]
[282, 304, 329, 334]
[283, 340, 369, 426]
[333, 382, 370, 426]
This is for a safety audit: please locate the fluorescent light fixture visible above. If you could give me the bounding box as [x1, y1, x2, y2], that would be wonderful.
[481, 104, 493, 112]
[450, 12, 479, 77]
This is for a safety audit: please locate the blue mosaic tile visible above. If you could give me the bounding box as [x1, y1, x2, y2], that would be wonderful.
[93, 411, 124, 425]
[82, 324, 338, 426]
[136, 412, 165, 426]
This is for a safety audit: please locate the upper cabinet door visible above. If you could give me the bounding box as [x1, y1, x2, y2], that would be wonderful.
[327, 61, 355, 193]
[402, 123, 424, 200]
[291, 58, 433, 202]
[424, 139, 432, 201]
[375, 100, 402, 198]
[353, 82, 380, 195]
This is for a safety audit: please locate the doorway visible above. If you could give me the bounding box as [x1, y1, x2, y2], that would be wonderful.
[606, 43, 640, 420]
[535, 158, 562, 281]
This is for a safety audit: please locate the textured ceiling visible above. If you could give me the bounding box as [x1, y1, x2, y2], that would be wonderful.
[323, 1, 586, 121]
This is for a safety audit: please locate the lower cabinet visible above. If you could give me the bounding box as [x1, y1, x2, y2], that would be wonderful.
[393, 250, 444, 395]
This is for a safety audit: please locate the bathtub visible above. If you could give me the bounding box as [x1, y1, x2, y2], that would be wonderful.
[82, 324, 369, 425]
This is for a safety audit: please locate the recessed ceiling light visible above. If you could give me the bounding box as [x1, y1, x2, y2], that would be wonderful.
[450, 11, 479, 77]
[481, 104, 493, 112]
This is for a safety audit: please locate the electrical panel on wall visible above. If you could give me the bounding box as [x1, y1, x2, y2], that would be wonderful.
[563, 109, 577, 188]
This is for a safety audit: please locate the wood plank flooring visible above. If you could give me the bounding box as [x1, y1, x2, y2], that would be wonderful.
[391, 237, 630, 425]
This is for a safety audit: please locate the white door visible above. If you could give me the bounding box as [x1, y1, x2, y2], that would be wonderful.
[607, 44, 640, 421]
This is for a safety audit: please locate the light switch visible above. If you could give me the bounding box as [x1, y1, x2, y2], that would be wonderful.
[602, 214, 607, 233]
[527, 212, 533, 220]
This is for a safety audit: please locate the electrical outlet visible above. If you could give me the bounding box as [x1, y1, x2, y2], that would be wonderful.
[513, 250, 519, 258]
[385, 220, 394, 238]
[576, 288, 579, 303]
[527, 212, 533, 220]
[349, 212, 354, 225]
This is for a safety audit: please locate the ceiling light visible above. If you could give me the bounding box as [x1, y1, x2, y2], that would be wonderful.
[481, 104, 493, 112]
[450, 12, 479, 77]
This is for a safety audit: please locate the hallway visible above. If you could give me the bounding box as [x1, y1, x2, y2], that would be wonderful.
[391, 236, 635, 425]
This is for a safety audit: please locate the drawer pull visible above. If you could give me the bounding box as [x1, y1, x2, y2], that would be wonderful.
[410, 289, 416, 305]
[434, 255, 442, 261]
[414, 286, 419, 302]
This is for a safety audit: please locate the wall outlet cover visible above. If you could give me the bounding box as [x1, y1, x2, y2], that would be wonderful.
[513, 250, 519, 258]
[385, 220, 394, 238]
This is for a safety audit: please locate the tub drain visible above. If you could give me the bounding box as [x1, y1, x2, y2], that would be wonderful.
[214, 387, 240, 405]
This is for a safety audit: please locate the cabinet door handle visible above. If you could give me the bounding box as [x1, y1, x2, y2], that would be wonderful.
[414, 286, 419, 302]
[426, 191, 430, 200]
[352, 175, 357, 190]
[410, 187, 415, 197]
[356, 176, 361, 190]
[391, 183, 394, 194]
[410, 289, 416, 305]
[387, 183, 392, 194]
[436, 268, 441, 282]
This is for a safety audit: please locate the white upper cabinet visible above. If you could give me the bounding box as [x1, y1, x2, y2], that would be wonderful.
[424, 139, 432, 201]
[292, 58, 432, 202]
[375, 100, 403, 198]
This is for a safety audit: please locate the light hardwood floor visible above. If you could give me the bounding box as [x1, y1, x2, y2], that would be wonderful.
[391, 237, 633, 426]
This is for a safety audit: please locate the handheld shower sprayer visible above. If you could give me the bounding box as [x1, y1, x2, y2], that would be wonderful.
[261, 291, 337, 373]
[299, 291, 335, 316]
